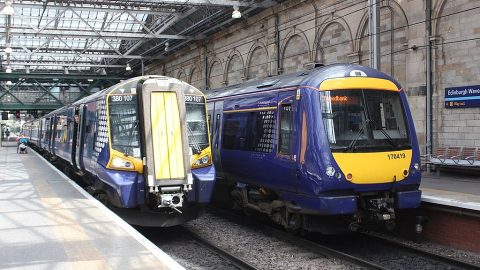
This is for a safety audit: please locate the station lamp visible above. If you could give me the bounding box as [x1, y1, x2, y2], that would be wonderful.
[232, 6, 241, 19]
[1, 1, 14, 15]
[4, 45, 12, 54]
[125, 63, 132, 71]
[5, 66, 12, 73]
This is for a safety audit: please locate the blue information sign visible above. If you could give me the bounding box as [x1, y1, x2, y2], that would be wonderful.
[445, 85, 480, 108]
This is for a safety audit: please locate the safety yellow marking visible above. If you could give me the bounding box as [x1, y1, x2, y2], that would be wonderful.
[224, 106, 276, 113]
[151, 92, 185, 180]
[319, 77, 399, 91]
[333, 150, 412, 184]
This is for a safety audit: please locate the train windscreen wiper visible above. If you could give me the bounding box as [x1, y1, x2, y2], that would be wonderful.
[345, 119, 372, 152]
[369, 121, 399, 149]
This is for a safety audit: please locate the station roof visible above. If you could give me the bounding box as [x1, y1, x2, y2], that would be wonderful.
[0, 0, 282, 111]
[1, 0, 281, 77]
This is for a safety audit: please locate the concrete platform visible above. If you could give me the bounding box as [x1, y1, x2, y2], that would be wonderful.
[0, 142, 184, 270]
[421, 171, 480, 211]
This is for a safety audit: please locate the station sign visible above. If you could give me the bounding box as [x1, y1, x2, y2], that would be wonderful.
[445, 85, 480, 108]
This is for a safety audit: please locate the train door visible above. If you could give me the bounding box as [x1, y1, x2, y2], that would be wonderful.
[68, 107, 77, 167]
[43, 117, 51, 151]
[210, 100, 224, 177]
[39, 118, 44, 149]
[276, 92, 299, 192]
[137, 79, 191, 209]
[49, 115, 56, 155]
[75, 104, 86, 172]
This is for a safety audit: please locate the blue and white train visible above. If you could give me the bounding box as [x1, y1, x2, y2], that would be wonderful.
[23, 76, 215, 226]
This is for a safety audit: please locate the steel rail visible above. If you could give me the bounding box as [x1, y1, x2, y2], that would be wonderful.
[181, 226, 260, 270]
[364, 233, 480, 270]
[207, 207, 387, 270]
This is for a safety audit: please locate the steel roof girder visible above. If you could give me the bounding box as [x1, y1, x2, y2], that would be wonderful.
[8, 62, 127, 68]
[12, 3, 179, 16]
[33, 79, 65, 105]
[7, 27, 193, 40]
[0, 82, 25, 105]
[10, 52, 156, 60]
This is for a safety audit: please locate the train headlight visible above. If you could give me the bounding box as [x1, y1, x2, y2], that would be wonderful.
[413, 163, 420, 171]
[111, 156, 135, 169]
[193, 154, 210, 168]
[325, 166, 336, 177]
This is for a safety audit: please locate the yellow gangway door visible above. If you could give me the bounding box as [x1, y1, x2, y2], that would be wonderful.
[150, 92, 185, 180]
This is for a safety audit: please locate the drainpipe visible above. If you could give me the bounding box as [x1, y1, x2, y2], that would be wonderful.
[204, 47, 208, 91]
[275, 14, 280, 74]
[425, 0, 432, 171]
[369, 0, 380, 70]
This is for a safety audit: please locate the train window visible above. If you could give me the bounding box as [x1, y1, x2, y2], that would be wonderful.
[223, 110, 275, 153]
[278, 104, 292, 155]
[320, 90, 410, 152]
[108, 94, 141, 157]
[185, 96, 209, 154]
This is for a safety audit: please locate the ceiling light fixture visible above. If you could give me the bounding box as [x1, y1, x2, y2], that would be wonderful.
[1, 1, 14, 15]
[4, 45, 13, 54]
[125, 63, 131, 71]
[6, 66, 12, 73]
[6, 80, 12, 86]
[232, 6, 241, 19]
[165, 42, 169, 52]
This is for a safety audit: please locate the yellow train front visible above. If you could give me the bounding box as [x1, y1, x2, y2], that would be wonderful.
[25, 76, 215, 227]
[206, 64, 421, 234]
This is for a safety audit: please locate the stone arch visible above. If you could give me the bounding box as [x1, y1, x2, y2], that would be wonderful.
[176, 69, 187, 82]
[208, 57, 224, 90]
[314, 18, 353, 65]
[355, 1, 408, 82]
[280, 29, 311, 74]
[246, 41, 269, 80]
[189, 63, 204, 90]
[225, 49, 245, 86]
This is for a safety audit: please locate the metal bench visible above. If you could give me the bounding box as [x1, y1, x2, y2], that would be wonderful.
[428, 146, 480, 174]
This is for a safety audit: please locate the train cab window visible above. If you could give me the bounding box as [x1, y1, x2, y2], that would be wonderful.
[278, 104, 292, 155]
[185, 96, 209, 154]
[320, 90, 410, 152]
[108, 94, 141, 158]
[223, 110, 275, 153]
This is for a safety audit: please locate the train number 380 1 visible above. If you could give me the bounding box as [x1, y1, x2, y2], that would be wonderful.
[387, 153, 406, 160]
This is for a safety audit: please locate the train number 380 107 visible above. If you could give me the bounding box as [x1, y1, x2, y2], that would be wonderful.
[387, 153, 406, 160]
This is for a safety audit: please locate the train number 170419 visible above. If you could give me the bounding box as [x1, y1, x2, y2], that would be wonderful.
[387, 152, 406, 160]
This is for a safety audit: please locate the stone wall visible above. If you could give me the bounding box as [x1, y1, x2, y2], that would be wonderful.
[146, 0, 480, 154]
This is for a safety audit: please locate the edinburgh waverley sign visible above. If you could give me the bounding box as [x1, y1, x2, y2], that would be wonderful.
[445, 85, 480, 108]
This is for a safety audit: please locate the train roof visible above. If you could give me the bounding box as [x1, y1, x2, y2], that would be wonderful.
[35, 75, 204, 119]
[204, 63, 401, 100]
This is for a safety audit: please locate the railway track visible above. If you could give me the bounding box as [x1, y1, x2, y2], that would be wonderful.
[363, 233, 480, 270]
[207, 207, 386, 269]
[208, 206, 479, 270]
[181, 226, 260, 270]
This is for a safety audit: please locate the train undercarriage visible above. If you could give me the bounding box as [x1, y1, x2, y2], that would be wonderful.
[228, 182, 398, 234]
